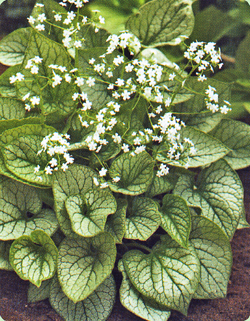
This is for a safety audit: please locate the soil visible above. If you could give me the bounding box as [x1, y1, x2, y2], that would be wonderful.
[0, 60, 250, 320]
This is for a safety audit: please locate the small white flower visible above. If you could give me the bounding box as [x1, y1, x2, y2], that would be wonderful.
[30, 96, 40, 105]
[34, 165, 40, 173]
[61, 163, 68, 171]
[35, 24, 45, 31]
[45, 166, 53, 175]
[54, 14, 62, 21]
[93, 177, 99, 186]
[99, 167, 107, 177]
[112, 176, 120, 183]
[100, 182, 109, 189]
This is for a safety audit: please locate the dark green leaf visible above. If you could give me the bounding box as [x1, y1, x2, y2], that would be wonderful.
[57, 233, 116, 303]
[9, 230, 58, 287]
[126, 0, 194, 47]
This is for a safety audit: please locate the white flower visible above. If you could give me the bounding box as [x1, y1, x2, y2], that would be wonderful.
[86, 77, 95, 87]
[15, 72, 25, 81]
[112, 133, 122, 144]
[35, 24, 45, 31]
[169, 73, 176, 81]
[100, 182, 109, 189]
[99, 16, 105, 24]
[74, 40, 82, 48]
[45, 166, 53, 175]
[30, 96, 40, 105]
[99, 167, 107, 177]
[28, 16, 36, 24]
[34, 165, 40, 173]
[112, 176, 120, 183]
[61, 163, 68, 171]
[49, 158, 58, 167]
[37, 13, 46, 22]
[93, 177, 99, 186]
[54, 14, 62, 21]
[121, 143, 129, 153]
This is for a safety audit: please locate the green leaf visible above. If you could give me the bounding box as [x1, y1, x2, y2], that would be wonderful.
[0, 97, 25, 121]
[109, 151, 154, 195]
[0, 64, 19, 97]
[105, 198, 127, 244]
[160, 194, 191, 248]
[189, 6, 236, 43]
[145, 170, 177, 198]
[173, 78, 231, 133]
[57, 232, 116, 303]
[122, 236, 200, 315]
[0, 124, 56, 186]
[0, 28, 31, 66]
[50, 274, 116, 321]
[9, 230, 58, 287]
[235, 31, 250, 77]
[0, 241, 13, 270]
[0, 178, 58, 240]
[65, 189, 117, 237]
[124, 197, 161, 241]
[28, 279, 51, 303]
[190, 216, 233, 299]
[126, 0, 194, 47]
[156, 126, 230, 168]
[52, 164, 98, 236]
[173, 159, 244, 239]
[210, 119, 250, 170]
[118, 260, 171, 321]
[16, 31, 77, 119]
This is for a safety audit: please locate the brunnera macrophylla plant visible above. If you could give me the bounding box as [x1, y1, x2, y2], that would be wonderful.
[0, 0, 249, 320]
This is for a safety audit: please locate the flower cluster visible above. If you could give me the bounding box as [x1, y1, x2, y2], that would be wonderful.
[35, 132, 74, 178]
[184, 41, 223, 82]
[7, 3, 231, 181]
[205, 85, 231, 114]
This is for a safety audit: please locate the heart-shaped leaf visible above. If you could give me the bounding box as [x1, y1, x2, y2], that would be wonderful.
[123, 236, 200, 315]
[160, 194, 191, 248]
[190, 215, 233, 299]
[0, 178, 58, 240]
[50, 274, 116, 321]
[9, 230, 58, 287]
[109, 151, 154, 195]
[52, 164, 98, 236]
[173, 159, 244, 239]
[126, 0, 194, 46]
[124, 197, 161, 241]
[57, 232, 116, 303]
[118, 260, 171, 321]
[65, 189, 117, 237]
